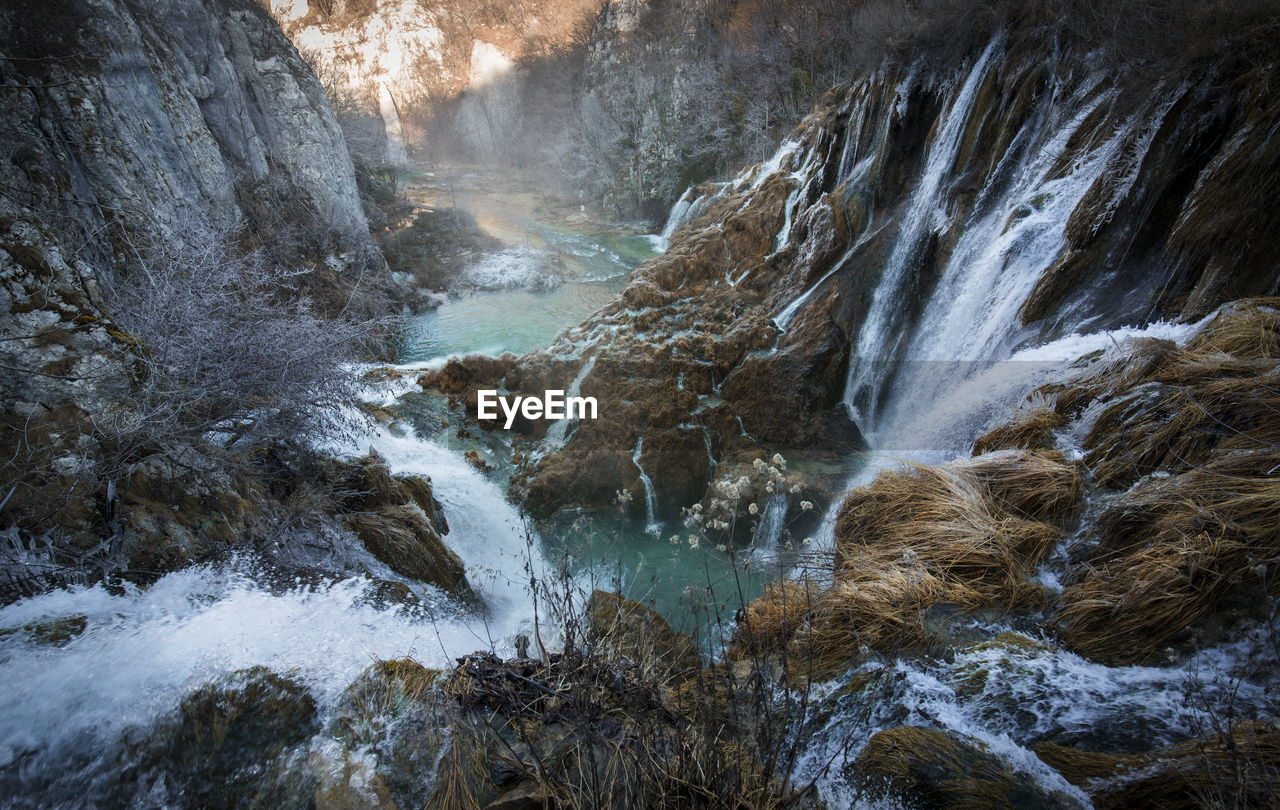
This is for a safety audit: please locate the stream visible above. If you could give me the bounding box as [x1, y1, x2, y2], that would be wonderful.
[1, 155, 1274, 806]
[0, 168, 782, 803]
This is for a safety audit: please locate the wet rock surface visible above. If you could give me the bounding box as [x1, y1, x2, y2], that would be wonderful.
[853, 725, 1079, 810]
[420, 34, 1280, 527]
[331, 451, 471, 598]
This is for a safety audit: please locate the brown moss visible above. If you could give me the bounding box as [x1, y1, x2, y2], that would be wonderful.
[1035, 722, 1280, 809]
[727, 580, 818, 661]
[417, 352, 517, 397]
[972, 408, 1067, 455]
[346, 505, 469, 595]
[586, 590, 702, 686]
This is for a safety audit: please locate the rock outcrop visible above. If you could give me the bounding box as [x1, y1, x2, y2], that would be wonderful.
[333, 451, 470, 597]
[269, 0, 601, 166]
[1, 0, 376, 274]
[425, 28, 1280, 524]
[0, 0, 390, 598]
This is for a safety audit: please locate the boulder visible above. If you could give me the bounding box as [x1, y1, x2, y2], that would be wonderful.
[852, 726, 1077, 809]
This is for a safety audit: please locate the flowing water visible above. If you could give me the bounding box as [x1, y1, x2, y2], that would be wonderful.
[2, 49, 1273, 805]
[0, 168, 677, 801]
[398, 170, 661, 361]
[745, 40, 1277, 805]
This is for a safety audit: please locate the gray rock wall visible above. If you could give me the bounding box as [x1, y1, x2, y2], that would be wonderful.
[0, 0, 372, 270]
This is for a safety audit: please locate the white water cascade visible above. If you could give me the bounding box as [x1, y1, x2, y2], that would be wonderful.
[630, 435, 661, 533]
[754, 494, 788, 547]
[655, 184, 725, 250]
[840, 39, 1000, 427]
[0, 418, 546, 788]
[542, 353, 596, 449]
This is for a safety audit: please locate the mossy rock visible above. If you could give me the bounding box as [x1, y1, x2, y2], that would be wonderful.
[1034, 722, 1280, 809]
[956, 631, 1049, 697]
[358, 579, 422, 610]
[129, 666, 319, 809]
[309, 739, 399, 810]
[0, 614, 88, 646]
[332, 659, 446, 810]
[346, 505, 469, 596]
[852, 726, 1078, 809]
[586, 590, 702, 686]
[332, 658, 442, 746]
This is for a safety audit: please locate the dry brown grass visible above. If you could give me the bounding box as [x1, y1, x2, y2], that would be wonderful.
[1021, 299, 1280, 664]
[1058, 450, 1280, 665]
[1034, 298, 1280, 489]
[1184, 298, 1280, 359]
[793, 572, 961, 673]
[1047, 336, 1181, 416]
[965, 449, 1082, 522]
[854, 725, 1063, 809]
[835, 452, 1073, 598]
[728, 581, 820, 661]
[731, 451, 1075, 673]
[1035, 721, 1280, 809]
[1085, 371, 1280, 488]
[972, 407, 1067, 455]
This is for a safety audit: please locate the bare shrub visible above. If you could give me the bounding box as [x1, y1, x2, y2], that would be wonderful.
[101, 220, 384, 465]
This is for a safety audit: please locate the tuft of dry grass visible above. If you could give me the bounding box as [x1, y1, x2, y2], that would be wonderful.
[731, 451, 1076, 673]
[1085, 371, 1280, 488]
[835, 452, 1074, 600]
[1057, 451, 1280, 665]
[972, 407, 1067, 455]
[1184, 298, 1280, 359]
[1035, 721, 1280, 810]
[853, 725, 1065, 809]
[728, 581, 820, 662]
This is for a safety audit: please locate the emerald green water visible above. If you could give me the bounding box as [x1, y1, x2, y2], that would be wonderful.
[398, 169, 661, 361]
[390, 168, 784, 629]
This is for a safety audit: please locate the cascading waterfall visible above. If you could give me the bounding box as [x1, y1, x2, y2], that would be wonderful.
[0, 410, 546, 795]
[630, 435, 661, 533]
[732, 34, 1274, 807]
[655, 184, 725, 250]
[542, 354, 596, 449]
[868, 78, 1129, 452]
[754, 494, 788, 547]
[841, 39, 1000, 427]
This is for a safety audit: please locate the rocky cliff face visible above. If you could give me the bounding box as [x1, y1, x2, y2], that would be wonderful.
[1, 0, 375, 270]
[424, 26, 1280, 524]
[269, 0, 601, 166]
[0, 0, 405, 597]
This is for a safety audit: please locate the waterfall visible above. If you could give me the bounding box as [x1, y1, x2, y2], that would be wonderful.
[631, 435, 660, 533]
[842, 38, 1000, 428]
[656, 183, 728, 250]
[755, 494, 788, 546]
[657, 188, 697, 249]
[542, 354, 596, 449]
[362, 428, 548, 615]
[0, 424, 546, 785]
[813, 44, 1169, 458]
